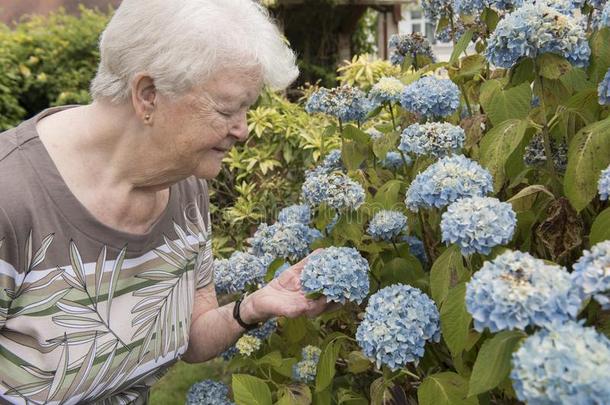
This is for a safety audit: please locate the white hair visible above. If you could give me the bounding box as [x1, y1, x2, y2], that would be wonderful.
[90, 0, 298, 103]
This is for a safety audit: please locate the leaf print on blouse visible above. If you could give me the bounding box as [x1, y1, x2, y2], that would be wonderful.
[131, 207, 211, 363]
[4, 231, 57, 322]
[2, 203, 212, 404]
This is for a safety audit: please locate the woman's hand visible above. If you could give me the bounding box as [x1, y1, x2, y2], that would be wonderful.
[240, 252, 336, 324]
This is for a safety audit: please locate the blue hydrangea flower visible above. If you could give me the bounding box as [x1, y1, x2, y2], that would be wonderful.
[278, 204, 311, 225]
[399, 122, 465, 158]
[319, 149, 344, 172]
[400, 76, 461, 118]
[523, 134, 568, 173]
[466, 250, 583, 332]
[589, 0, 608, 9]
[186, 380, 234, 405]
[305, 86, 371, 123]
[487, 0, 524, 10]
[403, 235, 428, 264]
[441, 197, 517, 256]
[300, 247, 370, 304]
[221, 319, 278, 360]
[305, 88, 328, 114]
[599, 164, 610, 200]
[381, 151, 410, 170]
[405, 155, 493, 212]
[301, 345, 322, 362]
[486, 4, 591, 69]
[214, 252, 267, 295]
[369, 77, 404, 107]
[602, 3, 610, 27]
[388, 33, 435, 66]
[421, 0, 452, 20]
[292, 360, 318, 383]
[366, 127, 383, 140]
[453, 0, 487, 15]
[530, 0, 579, 15]
[572, 241, 610, 309]
[235, 335, 261, 356]
[367, 210, 409, 242]
[356, 284, 440, 370]
[511, 322, 610, 405]
[598, 68, 610, 106]
[301, 172, 366, 211]
[248, 222, 322, 262]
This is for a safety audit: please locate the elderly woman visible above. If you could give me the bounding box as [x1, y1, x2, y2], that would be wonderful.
[0, 0, 331, 403]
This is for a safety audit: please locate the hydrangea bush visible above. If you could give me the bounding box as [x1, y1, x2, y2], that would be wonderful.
[190, 5, 610, 403]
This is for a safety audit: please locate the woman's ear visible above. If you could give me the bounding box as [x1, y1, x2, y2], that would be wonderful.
[131, 72, 157, 124]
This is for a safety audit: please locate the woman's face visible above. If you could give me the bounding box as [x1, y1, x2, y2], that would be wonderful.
[154, 66, 263, 180]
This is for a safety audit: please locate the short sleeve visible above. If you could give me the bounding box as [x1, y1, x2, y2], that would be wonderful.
[0, 208, 18, 329]
[192, 179, 213, 290]
[195, 223, 213, 289]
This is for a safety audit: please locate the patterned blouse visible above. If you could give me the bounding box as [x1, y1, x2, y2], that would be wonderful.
[0, 106, 214, 404]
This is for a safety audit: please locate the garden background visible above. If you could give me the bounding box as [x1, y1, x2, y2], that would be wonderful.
[1, 0, 610, 404]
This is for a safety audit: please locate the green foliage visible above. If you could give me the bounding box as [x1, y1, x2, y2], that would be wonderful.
[0, 7, 110, 130]
[418, 372, 478, 405]
[468, 331, 526, 397]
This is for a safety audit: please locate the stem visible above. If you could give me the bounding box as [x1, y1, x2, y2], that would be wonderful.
[534, 66, 560, 191]
[338, 119, 344, 134]
[388, 102, 397, 131]
[320, 131, 325, 160]
[392, 241, 401, 257]
[399, 151, 411, 177]
[459, 84, 473, 117]
[418, 211, 435, 263]
[85, 290, 131, 351]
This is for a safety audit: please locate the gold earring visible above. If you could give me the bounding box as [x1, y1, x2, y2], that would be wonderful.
[145, 114, 151, 121]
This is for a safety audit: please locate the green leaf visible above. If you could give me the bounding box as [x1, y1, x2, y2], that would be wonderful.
[450, 29, 474, 64]
[276, 384, 312, 405]
[419, 372, 479, 405]
[440, 283, 472, 356]
[537, 54, 572, 80]
[484, 83, 531, 126]
[232, 374, 272, 405]
[283, 316, 308, 343]
[564, 118, 610, 211]
[564, 89, 601, 125]
[342, 140, 369, 171]
[590, 207, 610, 245]
[346, 350, 372, 374]
[468, 331, 526, 396]
[559, 68, 595, 93]
[380, 256, 427, 290]
[313, 204, 336, 233]
[343, 124, 371, 145]
[257, 351, 282, 368]
[373, 180, 403, 210]
[479, 119, 529, 191]
[509, 58, 535, 86]
[333, 212, 363, 243]
[588, 28, 610, 83]
[507, 185, 555, 213]
[370, 377, 394, 405]
[479, 80, 504, 111]
[372, 131, 399, 159]
[453, 54, 486, 83]
[430, 246, 469, 306]
[315, 339, 342, 393]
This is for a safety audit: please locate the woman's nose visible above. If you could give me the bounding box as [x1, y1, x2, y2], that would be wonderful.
[229, 111, 249, 142]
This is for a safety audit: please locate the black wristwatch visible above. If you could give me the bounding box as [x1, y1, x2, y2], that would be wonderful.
[233, 293, 260, 331]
